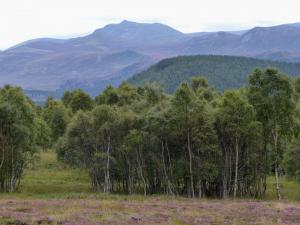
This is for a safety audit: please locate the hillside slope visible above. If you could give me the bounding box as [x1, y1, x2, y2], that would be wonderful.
[129, 55, 300, 92]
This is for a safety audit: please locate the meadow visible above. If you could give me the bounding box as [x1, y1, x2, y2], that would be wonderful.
[0, 151, 300, 225]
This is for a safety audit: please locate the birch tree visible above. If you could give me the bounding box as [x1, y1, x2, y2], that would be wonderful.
[216, 91, 256, 198]
[248, 68, 295, 200]
[0, 86, 36, 192]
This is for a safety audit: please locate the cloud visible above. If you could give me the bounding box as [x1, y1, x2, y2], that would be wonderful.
[1, 0, 300, 49]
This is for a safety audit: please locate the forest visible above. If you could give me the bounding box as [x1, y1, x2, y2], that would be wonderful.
[129, 55, 300, 93]
[0, 68, 300, 200]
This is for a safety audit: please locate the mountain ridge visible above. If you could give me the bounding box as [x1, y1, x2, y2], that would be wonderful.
[2, 20, 300, 101]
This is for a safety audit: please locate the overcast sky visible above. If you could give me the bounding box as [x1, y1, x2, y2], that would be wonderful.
[1, 0, 300, 49]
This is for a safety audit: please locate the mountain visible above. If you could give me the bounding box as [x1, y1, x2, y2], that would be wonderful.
[8, 38, 68, 51]
[181, 32, 241, 55]
[83, 20, 185, 47]
[239, 25, 300, 53]
[287, 22, 300, 28]
[179, 24, 300, 57]
[254, 51, 300, 63]
[2, 21, 300, 101]
[128, 55, 300, 93]
[0, 20, 186, 101]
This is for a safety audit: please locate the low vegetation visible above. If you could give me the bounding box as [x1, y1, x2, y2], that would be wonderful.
[1, 198, 300, 225]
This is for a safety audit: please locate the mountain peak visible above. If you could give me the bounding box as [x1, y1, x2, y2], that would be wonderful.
[120, 20, 136, 25]
[88, 20, 184, 45]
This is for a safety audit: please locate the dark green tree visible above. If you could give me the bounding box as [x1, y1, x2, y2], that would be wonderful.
[42, 98, 71, 142]
[65, 89, 93, 113]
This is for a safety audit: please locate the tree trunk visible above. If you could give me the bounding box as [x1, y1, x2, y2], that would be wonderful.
[0, 133, 5, 170]
[222, 148, 228, 198]
[9, 145, 14, 193]
[187, 130, 195, 198]
[229, 148, 232, 195]
[161, 139, 173, 195]
[275, 165, 281, 200]
[233, 136, 239, 198]
[263, 136, 268, 195]
[136, 145, 146, 196]
[126, 157, 133, 194]
[0, 147, 4, 170]
[165, 140, 177, 195]
[198, 180, 202, 198]
[105, 135, 111, 193]
[273, 127, 281, 200]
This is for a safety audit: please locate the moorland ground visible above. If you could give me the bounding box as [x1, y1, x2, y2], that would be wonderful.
[0, 151, 300, 225]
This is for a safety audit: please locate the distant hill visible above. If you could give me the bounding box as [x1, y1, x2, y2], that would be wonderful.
[179, 24, 300, 57]
[0, 20, 184, 98]
[81, 20, 185, 47]
[2, 21, 300, 101]
[128, 55, 300, 93]
[238, 25, 300, 52]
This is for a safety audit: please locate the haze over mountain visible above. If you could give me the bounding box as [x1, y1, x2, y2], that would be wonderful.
[1, 20, 300, 100]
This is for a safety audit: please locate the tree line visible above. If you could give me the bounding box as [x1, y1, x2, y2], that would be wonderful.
[0, 68, 300, 199]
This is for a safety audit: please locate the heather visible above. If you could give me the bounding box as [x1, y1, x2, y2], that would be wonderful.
[1, 199, 300, 225]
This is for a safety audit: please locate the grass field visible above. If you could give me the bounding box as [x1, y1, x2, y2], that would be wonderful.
[0, 151, 300, 225]
[266, 176, 300, 201]
[18, 151, 91, 198]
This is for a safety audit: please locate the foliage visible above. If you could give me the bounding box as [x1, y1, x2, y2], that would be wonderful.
[33, 117, 52, 150]
[0, 86, 37, 192]
[284, 142, 300, 180]
[42, 98, 71, 142]
[248, 68, 295, 200]
[215, 91, 264, 197]
[62, 89, 93, 113]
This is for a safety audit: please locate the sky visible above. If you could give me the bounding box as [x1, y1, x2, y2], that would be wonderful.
[1, 0, 300, 50]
